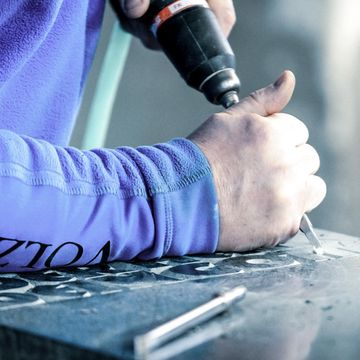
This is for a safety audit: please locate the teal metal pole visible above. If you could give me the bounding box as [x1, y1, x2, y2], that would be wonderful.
[82, 23, 132, 149]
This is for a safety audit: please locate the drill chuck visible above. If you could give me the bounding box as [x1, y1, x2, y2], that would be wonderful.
[143, 0, 241, 107]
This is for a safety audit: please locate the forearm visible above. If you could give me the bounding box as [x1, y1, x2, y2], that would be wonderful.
[0, 130, 218, 272]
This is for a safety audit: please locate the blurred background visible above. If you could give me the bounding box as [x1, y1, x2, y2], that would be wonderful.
[73, 0, 360, 237]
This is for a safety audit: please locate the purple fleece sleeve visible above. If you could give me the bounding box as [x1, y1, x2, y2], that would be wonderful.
[0, 130, 219, 272]
[0, 0, 219, 272]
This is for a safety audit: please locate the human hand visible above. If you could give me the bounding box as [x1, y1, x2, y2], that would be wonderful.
[110, 0, 236, 49]
[188, 71, 326, 252]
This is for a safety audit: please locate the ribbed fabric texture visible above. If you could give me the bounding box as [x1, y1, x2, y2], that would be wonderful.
[0, 0, 219, 272]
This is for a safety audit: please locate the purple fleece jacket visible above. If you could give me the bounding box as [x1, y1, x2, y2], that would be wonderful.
[0, 0, 219, 272]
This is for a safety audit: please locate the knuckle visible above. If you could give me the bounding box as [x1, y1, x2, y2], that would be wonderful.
[315, 176, 327, 197]
[240, 114, 270, 144]
[305, 175, 327, 212]
[298, 120, 309, 141]
[209, 113, 231, 132]
[274, 183, 294, 206]
[302, 121, 309, 135]
[302, 143, 319, 159]
[279, 113, 309, 140]
[290, 116, 309, 141]
[308, 145, 320, 166]
[211, 112, 226, 122]
[305, 143, 317, 154]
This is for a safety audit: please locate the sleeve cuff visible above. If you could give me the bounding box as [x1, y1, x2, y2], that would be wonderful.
[140, 138, 219, 258]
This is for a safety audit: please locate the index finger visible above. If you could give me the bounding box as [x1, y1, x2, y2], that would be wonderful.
[268, 113, 310, 146]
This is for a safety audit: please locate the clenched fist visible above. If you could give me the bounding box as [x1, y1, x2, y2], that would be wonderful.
[188, 71, 326, 252]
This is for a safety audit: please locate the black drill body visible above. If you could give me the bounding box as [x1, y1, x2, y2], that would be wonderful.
[142, 0, 241, 108]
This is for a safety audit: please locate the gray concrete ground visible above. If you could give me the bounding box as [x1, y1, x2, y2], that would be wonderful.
[74, 0, 360, 237]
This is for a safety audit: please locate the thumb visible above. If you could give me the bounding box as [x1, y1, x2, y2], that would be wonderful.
[231, 70, 296, 117]
[121, 0, 150, 19]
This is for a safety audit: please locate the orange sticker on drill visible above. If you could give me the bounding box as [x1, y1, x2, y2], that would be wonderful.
[151, 0, 209, 36]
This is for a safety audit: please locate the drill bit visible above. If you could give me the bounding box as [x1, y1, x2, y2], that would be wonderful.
[300, 214, 324, 255]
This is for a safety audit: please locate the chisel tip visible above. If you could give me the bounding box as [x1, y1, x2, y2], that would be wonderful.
[300, 214, 324, 255]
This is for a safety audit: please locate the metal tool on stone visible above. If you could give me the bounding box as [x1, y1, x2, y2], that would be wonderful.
[300, 214, 324, 255]
[134, 286, 247, 359]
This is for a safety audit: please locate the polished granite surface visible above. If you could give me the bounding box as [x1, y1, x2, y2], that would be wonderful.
[0, 230, 359, 360]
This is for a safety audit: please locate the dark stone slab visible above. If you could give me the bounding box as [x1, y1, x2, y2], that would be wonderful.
[0, 230, 359, 360]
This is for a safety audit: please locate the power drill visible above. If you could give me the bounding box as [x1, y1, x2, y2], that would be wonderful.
[142, 0, 241, 109]
[110, 0, 241, 108]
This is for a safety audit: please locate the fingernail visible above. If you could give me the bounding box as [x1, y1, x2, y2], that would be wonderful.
[274, 72, 286, 88]
[121, 0, 143, 12]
